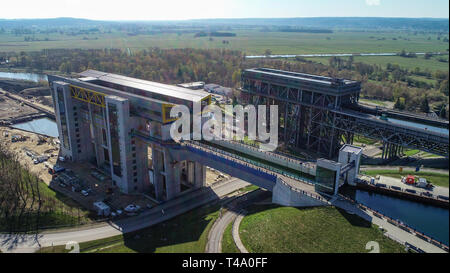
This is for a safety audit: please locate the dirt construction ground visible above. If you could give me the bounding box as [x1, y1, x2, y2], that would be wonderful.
[0, 93, 39, 121]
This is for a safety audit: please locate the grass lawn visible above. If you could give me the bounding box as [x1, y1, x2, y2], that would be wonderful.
[354, 135, 379, 145]
[362, 170, 449, 188]
[240, 185, 260, 193]
[0, 150, 91, 232]
[404, 149, 421, 157]
[221, 222, 240, 253]
[37, 204, 221, 253]
[359, 98, 389, 107]
[239, 205, 406, 253]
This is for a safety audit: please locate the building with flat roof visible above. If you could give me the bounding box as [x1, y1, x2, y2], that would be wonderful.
[48, 70, 211, 199]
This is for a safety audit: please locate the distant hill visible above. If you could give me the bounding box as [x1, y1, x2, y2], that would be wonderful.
[0, 17, 108, 28]
[189, 17, 449, 32]
[0, 17, 448, 32]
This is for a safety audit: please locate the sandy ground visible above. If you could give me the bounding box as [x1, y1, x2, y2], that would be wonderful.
[0, 93, 39, 121]
[1, 127, 58, 184]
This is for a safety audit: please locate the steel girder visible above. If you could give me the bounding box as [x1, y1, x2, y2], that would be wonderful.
[332, 114, 449, 157]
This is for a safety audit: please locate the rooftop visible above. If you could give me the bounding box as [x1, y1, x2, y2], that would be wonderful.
[78, 70, 210, 103]
[244, 68, 359, 87]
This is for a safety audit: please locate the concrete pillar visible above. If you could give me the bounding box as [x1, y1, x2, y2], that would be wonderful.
[163, 148, 180, 200]
[187, 161, 195, 185]
[194, 162, 206, 188]
[152, 148, 165, 201]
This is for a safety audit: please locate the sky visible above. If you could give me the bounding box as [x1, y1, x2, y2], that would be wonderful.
[1, 0, 449, 21]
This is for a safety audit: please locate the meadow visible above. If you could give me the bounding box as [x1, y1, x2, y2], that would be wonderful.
[1, 29, 448, 56]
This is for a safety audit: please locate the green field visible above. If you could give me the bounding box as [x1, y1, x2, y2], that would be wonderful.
[309, 55, 448, 72]
[239, 205, 406, 253]
[1, 30, 447, 55]
[37, 204, 220, 253]
[221, 222, 240, 253]
[362, 170, 449, 188]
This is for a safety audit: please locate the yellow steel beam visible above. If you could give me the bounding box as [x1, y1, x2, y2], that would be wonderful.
[69, 85, 106, 108]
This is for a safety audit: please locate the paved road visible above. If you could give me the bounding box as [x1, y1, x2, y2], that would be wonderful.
[0, 178, 250, 253]
[206, 210, 238, 253]
[205, 190, 271, 253]
[232, 211, 249, 253]
[361, 166, 449, 175]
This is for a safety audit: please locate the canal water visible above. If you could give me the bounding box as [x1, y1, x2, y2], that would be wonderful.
[11, 117, 59, 138]
[345, 188, 449, 245]
[386, 117, 449, 136]
[0, 72, 47, 82]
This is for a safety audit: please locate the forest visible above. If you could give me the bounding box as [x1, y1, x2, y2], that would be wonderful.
[0, 47, 448, 118]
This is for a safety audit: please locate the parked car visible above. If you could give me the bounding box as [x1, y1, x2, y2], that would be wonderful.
[48, 165, 65, 175]
[124, 204, 141, 213]
[81, 190, 89, 197]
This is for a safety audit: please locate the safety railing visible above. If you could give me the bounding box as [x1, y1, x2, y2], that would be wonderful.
[185, 141, 316, 186]
[339, 194, 449, 252]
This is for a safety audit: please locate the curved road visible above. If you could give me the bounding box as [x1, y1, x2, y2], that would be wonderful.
[205, 189, 270, 253]
[0, 178, 251, 253]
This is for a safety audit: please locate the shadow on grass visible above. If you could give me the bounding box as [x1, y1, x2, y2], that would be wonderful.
[335, 208, 372, 228]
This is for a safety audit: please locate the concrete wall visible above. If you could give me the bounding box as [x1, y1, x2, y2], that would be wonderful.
[272, 178, 328, 207]
[169, 146, 277, 191]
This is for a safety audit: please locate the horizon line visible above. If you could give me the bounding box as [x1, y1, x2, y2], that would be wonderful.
[0, 16, 449, 22]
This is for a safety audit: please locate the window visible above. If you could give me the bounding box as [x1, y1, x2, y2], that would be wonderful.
[103, 148, 110, 163]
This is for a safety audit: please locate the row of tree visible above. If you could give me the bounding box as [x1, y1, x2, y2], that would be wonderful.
[1, 47, 448, 118]
[0, 143, 87, 233]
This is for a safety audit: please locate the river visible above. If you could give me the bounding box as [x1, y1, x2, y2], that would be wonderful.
[245, 52, 448, 59]
[0, 71, 48, 82]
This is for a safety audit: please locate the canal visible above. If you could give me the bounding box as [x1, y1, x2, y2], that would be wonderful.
[344, 188, 449, 246]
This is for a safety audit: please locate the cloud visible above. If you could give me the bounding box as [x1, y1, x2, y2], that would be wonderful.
[366, 0, 381, 6]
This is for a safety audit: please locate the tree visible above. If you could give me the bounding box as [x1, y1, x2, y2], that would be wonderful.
[394, 97, 405, 111]
[420, 96, 430, 113]
[264, 49, 272, 57]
